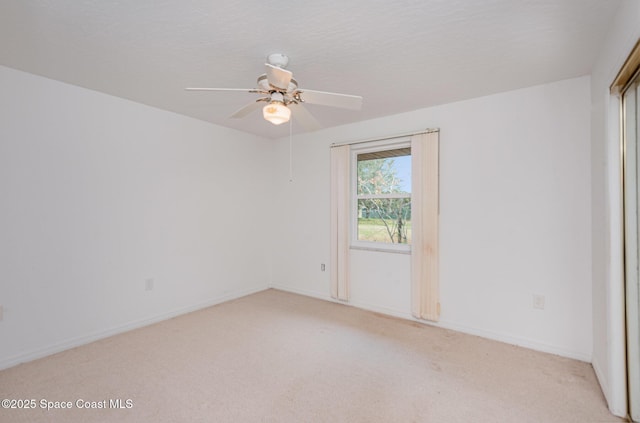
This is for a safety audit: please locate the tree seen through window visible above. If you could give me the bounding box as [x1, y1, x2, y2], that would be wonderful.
[356, 148, 411, 244]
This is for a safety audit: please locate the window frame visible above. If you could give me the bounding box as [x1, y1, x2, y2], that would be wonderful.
[350, 137, 412, 254]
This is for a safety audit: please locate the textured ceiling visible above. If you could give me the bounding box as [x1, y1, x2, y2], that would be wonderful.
[0, 0, 621, 139]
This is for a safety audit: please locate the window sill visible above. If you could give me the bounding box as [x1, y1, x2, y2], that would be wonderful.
[350, 245, 411, 255]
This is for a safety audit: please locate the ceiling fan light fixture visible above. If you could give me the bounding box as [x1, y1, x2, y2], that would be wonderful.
[263, 101, 291, 125]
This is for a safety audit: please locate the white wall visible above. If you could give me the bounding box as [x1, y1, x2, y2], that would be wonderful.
[272, 76, 592, 361]
[0, 59, 601, 397]
[590, 1, 640, 417]
[0, 66, 272, 369]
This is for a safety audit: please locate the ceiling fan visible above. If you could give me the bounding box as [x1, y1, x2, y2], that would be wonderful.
[186, 54, 363, 130]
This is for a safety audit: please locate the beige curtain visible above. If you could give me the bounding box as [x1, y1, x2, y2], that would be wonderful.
[330, 145, 350, 301]
[410, 131, 440, 321]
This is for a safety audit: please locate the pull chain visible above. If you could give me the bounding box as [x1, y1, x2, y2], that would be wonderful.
[289, 117, 293, 182]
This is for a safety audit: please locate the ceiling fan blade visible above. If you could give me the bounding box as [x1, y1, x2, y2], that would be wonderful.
[185, 87, 259, 92]
[265, 64, 293, 90]
[297, 89, 363, 111]
[229, 100, 266, 119]
[289, 103, 322, 132]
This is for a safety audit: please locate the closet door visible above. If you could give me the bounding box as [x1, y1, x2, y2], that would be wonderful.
[624, 77, 640, 423]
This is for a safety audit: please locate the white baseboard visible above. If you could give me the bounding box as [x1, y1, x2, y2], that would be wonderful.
[269, 284, 335, 302]
[592, 358, 611, 408]
[592, 355, 628, 418]
[0, 285, 268, 371]
[434, 319, 592, 362]
[6, 283, 592, 371]
[271, 284, 592, 362]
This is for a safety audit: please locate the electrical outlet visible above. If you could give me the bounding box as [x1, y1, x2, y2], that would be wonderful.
[320, 263, 326, 271]
[533, 294, 545, 310]
[145, 279, 154, 291]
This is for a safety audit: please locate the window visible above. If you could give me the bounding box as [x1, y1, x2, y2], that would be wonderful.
[330, 130, 439, 318]
[351, 139, 411, 252]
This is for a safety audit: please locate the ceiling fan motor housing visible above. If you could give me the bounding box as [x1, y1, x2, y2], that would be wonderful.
[270, 92, 285, 103]
[257, 74, 298, 94]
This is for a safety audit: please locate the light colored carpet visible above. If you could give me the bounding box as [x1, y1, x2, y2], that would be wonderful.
[0, 289, 624, 422]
